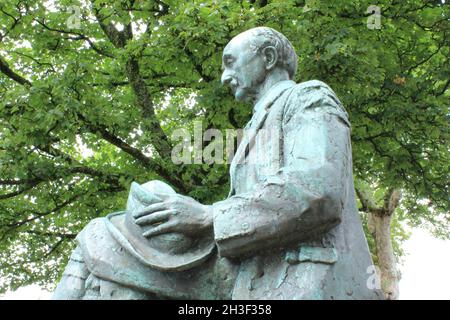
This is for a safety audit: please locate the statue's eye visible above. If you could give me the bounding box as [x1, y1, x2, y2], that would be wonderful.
[224, 57, 234, 67]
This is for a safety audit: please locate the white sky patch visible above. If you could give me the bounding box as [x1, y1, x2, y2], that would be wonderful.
[14, 40, 32, 49]
[0, 285, 51, 300]
[115, 22, 124, 32]
[132, 19, 147, 39]
[142, 145, 154, 158]
[130, 127, 144, 149]
[43, 0, 58, 13]
[76, 135, 94, 158]
[24, 195, 37, 204]
[185, 92, 198, 110]
[130, 127, 143, 138]
[399, 228, 450, 300]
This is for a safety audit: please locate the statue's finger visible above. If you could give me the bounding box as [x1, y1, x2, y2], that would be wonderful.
[142, 222, 177, 238]
[133, 202, 168, 219]
[135, 210, 174, 225]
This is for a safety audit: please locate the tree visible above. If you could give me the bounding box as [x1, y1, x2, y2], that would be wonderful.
[0, 0, 448, 298]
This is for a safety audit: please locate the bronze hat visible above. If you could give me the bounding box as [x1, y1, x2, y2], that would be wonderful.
[105, 180, 216, 272]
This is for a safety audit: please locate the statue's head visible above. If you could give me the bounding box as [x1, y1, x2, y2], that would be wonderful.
[221, 27, 298, 103]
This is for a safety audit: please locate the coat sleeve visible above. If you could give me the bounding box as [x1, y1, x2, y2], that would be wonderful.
[211, 82, 352, 258]
[52, 245, 90, 299]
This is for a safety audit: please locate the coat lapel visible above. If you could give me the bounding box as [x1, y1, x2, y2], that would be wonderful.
[228, 80, 296, 196]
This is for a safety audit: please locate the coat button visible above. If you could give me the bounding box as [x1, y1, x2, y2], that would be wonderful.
[241, 222, 250, 231]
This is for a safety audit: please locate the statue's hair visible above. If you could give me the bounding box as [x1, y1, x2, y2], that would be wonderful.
[246, 27, 298, 80]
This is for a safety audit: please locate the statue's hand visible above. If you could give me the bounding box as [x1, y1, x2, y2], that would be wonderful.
[133, 194, 213, 238]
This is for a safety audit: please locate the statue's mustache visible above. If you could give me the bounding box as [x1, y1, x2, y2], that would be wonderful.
[227, 78, 239, 90]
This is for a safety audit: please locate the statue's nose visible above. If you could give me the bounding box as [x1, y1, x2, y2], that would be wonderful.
[221, 72, 232, 86]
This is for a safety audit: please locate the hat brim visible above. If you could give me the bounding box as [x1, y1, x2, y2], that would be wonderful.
[105, 212, 216, 272]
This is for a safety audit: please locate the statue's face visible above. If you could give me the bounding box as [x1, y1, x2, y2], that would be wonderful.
[221, 33, 267, 102]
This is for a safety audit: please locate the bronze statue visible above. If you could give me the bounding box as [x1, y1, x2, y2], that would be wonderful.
[53, 27, 383, 300]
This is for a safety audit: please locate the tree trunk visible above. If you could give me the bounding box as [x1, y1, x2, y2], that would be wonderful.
[368, 210, 400, 300]
[357, 187, 402, 300]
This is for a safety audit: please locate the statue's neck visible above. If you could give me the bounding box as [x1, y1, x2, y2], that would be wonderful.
[252, 69, 290, 108]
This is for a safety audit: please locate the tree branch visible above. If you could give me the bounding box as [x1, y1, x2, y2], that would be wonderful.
[0, 55, 32, 86]
[384, 188, 402, 216]
[91, 3, 188, 192]
[183, 45, 215, 82]
[34, 18, 114, 58]
[2, 193, 81, 231]
[355, 187, 377, 213]
[25, 230, 77, 239]
[76, 112, 186, 192]
[0, 181, 41, 200]
[37, 144, 127, 187]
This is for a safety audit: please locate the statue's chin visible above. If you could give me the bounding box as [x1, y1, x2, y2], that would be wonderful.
[234, 88, 250, 102]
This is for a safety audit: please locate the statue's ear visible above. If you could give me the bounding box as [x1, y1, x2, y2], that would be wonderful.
[263, 46, 278, 71]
